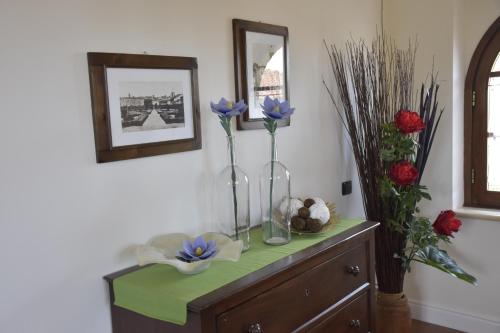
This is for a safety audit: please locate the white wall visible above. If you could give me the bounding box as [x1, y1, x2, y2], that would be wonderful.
[384, 0, 500, 331]
[0, 1, 380, 332]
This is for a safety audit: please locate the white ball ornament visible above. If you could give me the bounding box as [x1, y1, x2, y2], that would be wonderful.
[311, 197, 326, 207]
[309, 203, 330, 224]
[280, 198, 303, 217]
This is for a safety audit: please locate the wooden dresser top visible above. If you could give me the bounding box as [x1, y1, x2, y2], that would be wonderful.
[105, 221, 378, 312]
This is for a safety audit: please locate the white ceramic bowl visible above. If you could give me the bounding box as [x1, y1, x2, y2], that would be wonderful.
[136, 232, 243, 274]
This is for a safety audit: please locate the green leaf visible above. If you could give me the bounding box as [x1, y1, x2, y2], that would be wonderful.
[219, 116, 232, 137]
[387, 218, 404, 232]
[421, 192, 432, 200]
[415, 246, 478, 285]
[263, 118, 277, 134]
[381, 148, 396, 161]
[390, 186, 400, 197]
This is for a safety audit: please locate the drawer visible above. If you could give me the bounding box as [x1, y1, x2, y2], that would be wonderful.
[307, 292, 369, 333]
[217, 244, 368, 333]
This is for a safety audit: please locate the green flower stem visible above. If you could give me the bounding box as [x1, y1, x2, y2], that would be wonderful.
[228, 135, 239, 240]
[220, 116, 239, 240]
[269, 132, 276, 227]
[263, 118, 278, 237]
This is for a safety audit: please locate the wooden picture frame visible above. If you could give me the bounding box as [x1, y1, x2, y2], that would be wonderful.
[87, 52, 201, 163]
[233, 19, 290, 130]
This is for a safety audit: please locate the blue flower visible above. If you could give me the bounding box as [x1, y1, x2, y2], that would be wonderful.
[176, 236, 217, 262]
[210, 98, 248, 118]
[261, 96, 295, 120]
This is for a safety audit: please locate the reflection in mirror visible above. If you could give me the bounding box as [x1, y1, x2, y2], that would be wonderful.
[246, 31, 285, 119]
[252, 44, 284, 117]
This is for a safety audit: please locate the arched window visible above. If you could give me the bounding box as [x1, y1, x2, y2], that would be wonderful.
[465, 17, 500, 208]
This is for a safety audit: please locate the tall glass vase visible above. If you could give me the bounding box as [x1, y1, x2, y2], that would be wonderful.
[260, 132, 291, 245]
[216, 136, 250, 251]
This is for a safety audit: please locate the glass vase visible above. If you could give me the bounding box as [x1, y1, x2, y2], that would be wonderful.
[260, 132, 291, 245]
[216, 136, 250, 251]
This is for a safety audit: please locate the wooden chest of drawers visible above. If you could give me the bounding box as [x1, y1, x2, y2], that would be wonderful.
[105, 221, 378, 333]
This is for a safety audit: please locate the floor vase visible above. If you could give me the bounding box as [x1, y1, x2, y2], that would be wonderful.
[376, 291, 412, 333]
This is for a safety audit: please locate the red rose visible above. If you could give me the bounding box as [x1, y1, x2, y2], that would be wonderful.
[389, 161, 419, 186]
[395, 109, 425, 134]
[433, 210, 462, 237]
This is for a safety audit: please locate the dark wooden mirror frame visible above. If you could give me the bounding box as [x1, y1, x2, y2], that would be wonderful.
[87, 52, 202, 163]
[464, 16, 500, 208]
[232, 19, 290, 131]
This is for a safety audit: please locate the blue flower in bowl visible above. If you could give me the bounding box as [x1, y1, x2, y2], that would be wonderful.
[176, 236, 217, 263]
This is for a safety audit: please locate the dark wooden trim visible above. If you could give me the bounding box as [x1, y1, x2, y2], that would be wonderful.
[87, 52, 202, 163]
[464, 16, 500, 208]
[292, 285, 369, 332]
[109, 305, 204, 333]
[104, 264, 153, 284]
[368, 221, 377, 330]
[232, 19, 291, 131]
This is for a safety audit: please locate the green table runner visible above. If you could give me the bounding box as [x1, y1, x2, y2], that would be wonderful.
[113, 218, 363, 325]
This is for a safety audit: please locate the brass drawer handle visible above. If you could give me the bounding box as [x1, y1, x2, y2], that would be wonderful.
[248, 323, 263, 333]
[349, 319, 361, 328]
[346, 265, 360, 276]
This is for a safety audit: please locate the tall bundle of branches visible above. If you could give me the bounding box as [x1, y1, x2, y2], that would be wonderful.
[324, 34, 417, 293]
[415, 77, 444, 184]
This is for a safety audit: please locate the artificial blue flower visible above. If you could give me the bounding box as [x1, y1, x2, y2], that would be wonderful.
[261, 96, 295, 120]
[210, 98, 248, 118]
[176, 236, 217, 262]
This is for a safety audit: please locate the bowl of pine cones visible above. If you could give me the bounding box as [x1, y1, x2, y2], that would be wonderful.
[289, 197, 339, 235]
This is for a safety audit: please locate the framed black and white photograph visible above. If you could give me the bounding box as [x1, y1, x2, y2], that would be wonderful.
[87, 53, 201, 162]
[233, 19, 289, 130]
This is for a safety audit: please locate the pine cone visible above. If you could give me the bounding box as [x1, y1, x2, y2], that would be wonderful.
[291, 216, 306, 231]
[304, 198, 315, 208]
[298, 207, 310, 219]
[306, 218, 323, 233]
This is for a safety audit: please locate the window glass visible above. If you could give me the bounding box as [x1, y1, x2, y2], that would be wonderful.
[487, 76, 500, 191]
[492, 53, 500, 72]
